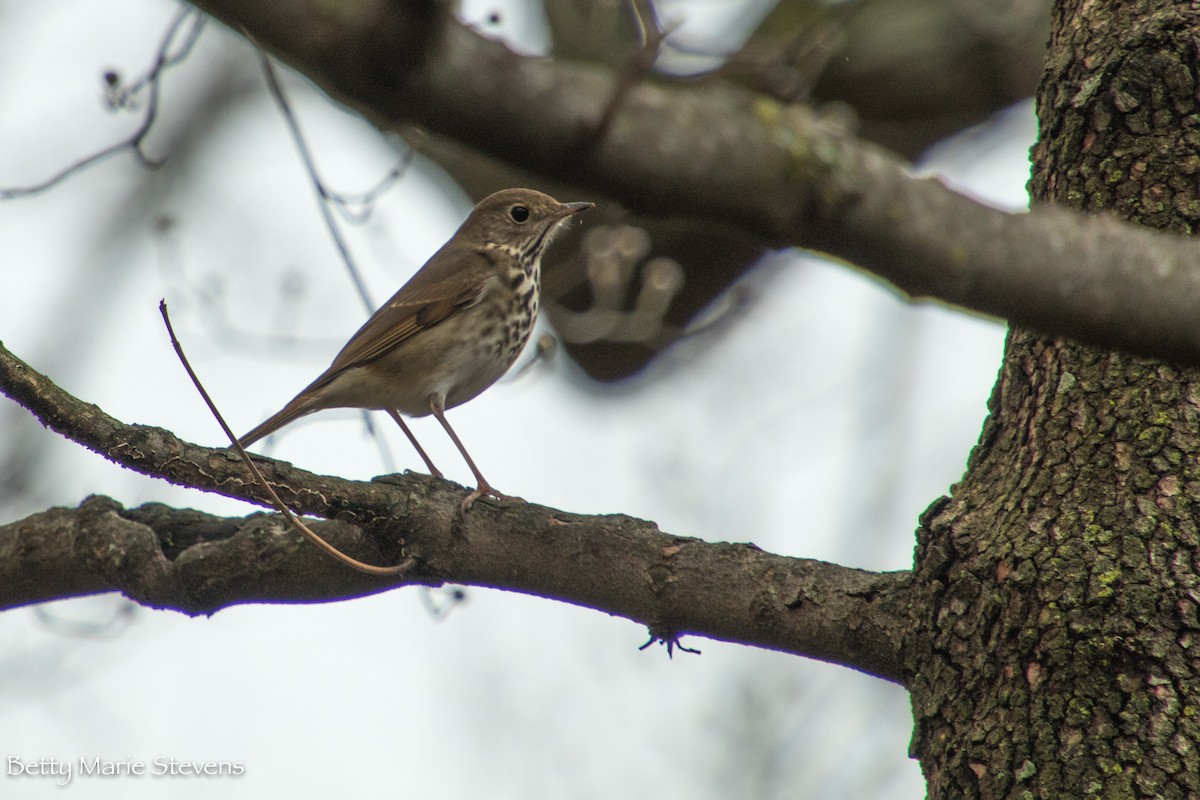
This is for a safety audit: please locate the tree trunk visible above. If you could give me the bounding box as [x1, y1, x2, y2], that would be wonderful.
[907, 2, 1200, 797]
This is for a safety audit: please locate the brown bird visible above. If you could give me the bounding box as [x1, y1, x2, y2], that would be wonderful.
[239, 188, 593, 507]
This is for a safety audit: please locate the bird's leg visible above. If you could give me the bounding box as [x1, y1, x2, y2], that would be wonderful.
[386, 408, 443, 479]
[429, 397, 522, 510]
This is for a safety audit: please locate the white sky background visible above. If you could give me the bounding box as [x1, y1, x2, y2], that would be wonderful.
[0, 1, 1034, 798]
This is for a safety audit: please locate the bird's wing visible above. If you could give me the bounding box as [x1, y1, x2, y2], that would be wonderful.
[309, 272, 496, 387]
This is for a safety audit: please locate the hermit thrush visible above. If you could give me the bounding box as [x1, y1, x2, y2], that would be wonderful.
[239, 188, 593, 507]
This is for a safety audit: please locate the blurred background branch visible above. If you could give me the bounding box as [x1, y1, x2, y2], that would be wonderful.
[189, 0, 1050, 380]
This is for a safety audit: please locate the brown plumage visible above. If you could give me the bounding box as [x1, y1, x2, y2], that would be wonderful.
[239, 188, 593, 507]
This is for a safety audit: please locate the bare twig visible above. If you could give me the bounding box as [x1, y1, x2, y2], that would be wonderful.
[158, 299, 414, 576]
[571, 0, 678, 158]
[328, 143, 420, 224]
[0, 8, 205, 199]
[34, 600, 137, 640]
[254, 45, 425, 469]
[639, 631, 702, 659]
[254, 47, 376, 313]
[503, 332, 559, 382]
[419, 586, 467, 619]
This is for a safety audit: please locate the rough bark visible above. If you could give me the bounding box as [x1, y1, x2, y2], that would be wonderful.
[907, 2, 1200, 797]
[0, 341, 909, 683]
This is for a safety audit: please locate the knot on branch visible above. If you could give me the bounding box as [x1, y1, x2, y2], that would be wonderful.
[75, 495, 174, 609]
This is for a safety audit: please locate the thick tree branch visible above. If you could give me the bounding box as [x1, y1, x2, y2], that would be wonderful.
[190, 0, 1200, 366]
[550, 0, 1048, 159]
[0, 340, 911, 683]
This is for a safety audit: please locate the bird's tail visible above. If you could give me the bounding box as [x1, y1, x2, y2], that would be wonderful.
[238, 396, 319, 449]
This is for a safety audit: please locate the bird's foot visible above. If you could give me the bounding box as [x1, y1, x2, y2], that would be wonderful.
[461, 483, 524, 511]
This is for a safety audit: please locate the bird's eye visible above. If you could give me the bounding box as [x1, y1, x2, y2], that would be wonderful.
[509, 205, 530, 223]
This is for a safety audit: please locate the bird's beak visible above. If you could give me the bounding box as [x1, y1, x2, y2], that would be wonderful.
[557, 201, 595, 218]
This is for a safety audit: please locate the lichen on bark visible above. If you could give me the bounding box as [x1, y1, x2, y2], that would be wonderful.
[906, 2, 1200, 798]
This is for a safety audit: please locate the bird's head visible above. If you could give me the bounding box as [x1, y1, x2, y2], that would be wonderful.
[464, 188, 594, 262]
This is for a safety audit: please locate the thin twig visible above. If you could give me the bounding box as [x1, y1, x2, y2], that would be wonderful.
[328, 147, 419, 224]
[252, 44, 423, 469]
[0, 8, 204, 199]
[159, 300, 414, 576]
[570, 0, 677, 158]
[639, 632, 701, 659]
[254, 47, 376, 313]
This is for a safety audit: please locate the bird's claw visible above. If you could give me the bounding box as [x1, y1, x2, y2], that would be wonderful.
[461, 484, 524, 511]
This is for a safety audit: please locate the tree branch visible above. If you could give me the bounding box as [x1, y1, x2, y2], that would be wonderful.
[188, 0, 1200, 367]
[0, 339, 911, 683]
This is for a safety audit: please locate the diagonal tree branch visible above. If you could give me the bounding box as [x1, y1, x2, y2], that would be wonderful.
[0, 339, 911, 684]
[189, 0, 1200, 367]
